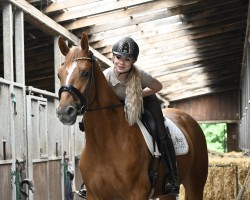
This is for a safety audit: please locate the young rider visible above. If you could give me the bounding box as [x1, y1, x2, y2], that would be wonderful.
[103, 37, 179, 195]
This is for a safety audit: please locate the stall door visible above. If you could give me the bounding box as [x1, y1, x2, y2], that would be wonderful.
[26, 95, 49, 200]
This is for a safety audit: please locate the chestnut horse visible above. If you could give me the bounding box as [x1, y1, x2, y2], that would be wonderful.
[56, 32, 208, 200]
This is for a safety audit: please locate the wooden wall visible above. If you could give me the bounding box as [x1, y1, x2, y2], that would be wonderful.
[169, 89, 239, 122]
[0, 164, 12, 200]
[170, 89, 240, 151]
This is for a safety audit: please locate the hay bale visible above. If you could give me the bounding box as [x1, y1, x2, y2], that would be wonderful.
[178, 152, 250, 200]
[206, 152, 250, 200]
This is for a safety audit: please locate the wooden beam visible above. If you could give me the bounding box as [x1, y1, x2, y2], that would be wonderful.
[136, 43, 243, 68]
[8, 0, 78, 43]
[81, 1, 244, 36]
[166, 85, 238, 101]
[7, 0, 112, 67]
[142, 49, 242, 72]
[86, 8, 246, 43]
[60, 0, 238, 29]
[151, 57, 240, 78]
[63, 0, 183, 30]
[102, 30, 243, 59]
[52, 0, 155, 22]
[44, 0, 98, 13]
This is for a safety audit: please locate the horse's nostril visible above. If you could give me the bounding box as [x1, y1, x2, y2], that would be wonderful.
[66, 106, 75, 116]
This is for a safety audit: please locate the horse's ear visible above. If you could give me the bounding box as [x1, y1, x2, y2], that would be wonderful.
[58, 36, 70, 56]
[80, 32, 89, 52]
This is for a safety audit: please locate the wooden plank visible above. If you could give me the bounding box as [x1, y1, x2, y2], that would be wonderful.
[81, 2, 244, 35]
[63, 0, 183, 30]
[161, 72, 239, 94]
[0, 164, 13, 200]
[44, 0, 99, 13]
[147, 59, 236, 78]
[14, 10, 25, 84]
[147, 54, 242, 77]
[8, 0, 79, 43]
[48, 161, 62, 200]
[139, 52, 241, 73]
[2, 3, 14, 81]
[140, 46, 243, 70]
[33, 162, 49, 200]
[7, 0, 112, 67]
[160, 66, 239, 87]
[52, 0, 156, 22]
[62, 0, 239, 30]
[103, 31, 243, 59]
[86, 9, 246, 43]
[136, 42, 243, 67]
[166, 85, 238, 101]
[169, 90, 239, 121]
[96, 27, 244, 57]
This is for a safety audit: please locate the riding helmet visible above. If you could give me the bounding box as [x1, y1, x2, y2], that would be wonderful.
[112, 37, 139, 60]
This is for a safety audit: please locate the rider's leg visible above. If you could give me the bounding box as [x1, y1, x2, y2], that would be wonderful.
[143, 94, 179, 195]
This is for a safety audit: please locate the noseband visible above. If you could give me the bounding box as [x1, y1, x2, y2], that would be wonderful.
[58, 51, 95, 115]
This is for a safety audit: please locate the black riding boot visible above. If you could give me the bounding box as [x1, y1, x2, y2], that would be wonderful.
[158, 127, 179, 195]
[143, 94, 179, 195]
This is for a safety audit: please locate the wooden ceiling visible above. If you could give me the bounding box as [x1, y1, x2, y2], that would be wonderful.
[1, 0, 249, 102]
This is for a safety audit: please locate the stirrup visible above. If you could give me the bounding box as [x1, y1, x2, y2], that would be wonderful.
[76, 188, 86, 199]
[75, 183, 87, 199]
[163, 182, 179, 195]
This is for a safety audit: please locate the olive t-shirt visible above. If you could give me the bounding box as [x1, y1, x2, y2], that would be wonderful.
[104, 66, 153, 100]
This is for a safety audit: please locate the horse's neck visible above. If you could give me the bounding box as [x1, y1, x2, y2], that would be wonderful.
[93, 66, 121, 107]
[84, 66, 126, 142]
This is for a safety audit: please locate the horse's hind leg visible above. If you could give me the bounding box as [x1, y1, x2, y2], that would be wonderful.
[182, 176, 205, 200]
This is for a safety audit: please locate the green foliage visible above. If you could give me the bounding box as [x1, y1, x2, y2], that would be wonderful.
[199, 123, 227, 153]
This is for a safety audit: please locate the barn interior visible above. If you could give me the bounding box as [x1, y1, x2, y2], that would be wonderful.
[0, 0, 248, 101]
[1, 1, 250, 199]
[1, 0, 249, 151]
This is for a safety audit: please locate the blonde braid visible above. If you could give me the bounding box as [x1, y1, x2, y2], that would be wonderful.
[124, 66, 144, 125]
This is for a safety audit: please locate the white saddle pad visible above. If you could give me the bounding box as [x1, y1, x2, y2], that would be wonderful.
[137, 116, 189, 156]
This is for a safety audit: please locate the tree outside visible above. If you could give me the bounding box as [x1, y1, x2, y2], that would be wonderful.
[199, 123, 227, 153]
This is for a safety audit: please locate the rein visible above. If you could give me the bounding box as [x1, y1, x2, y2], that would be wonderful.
[86, 103, 124, 112]
[58, 51, 123, 114]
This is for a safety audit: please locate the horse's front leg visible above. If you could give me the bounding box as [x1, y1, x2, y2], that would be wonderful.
[84, 191, 101, 200]
[129, 184, 150, 200]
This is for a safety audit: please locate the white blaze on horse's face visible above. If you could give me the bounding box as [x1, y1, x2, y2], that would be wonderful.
[65, 62, 77, 85]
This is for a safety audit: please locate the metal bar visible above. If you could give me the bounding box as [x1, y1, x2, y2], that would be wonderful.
[0, 78, 24, 88]
[26, 86, 58, 98]
[56, 141, 59, 157]
[3, 140, 6, 160]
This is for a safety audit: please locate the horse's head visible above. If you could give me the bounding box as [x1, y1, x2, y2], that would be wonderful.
[56, 33, 95, 125]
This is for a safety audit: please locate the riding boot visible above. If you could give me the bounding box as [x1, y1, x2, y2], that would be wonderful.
[143, 94, 179, 195]
[158, 127, 180, 195]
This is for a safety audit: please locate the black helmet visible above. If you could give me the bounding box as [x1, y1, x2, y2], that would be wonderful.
[112, 37, 139, 60]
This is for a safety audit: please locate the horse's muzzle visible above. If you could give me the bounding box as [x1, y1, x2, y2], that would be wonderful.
[56, 105, 78, 125]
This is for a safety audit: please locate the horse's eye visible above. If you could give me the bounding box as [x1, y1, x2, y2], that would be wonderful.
[81, 71, 89, 77]
[57, 74, 60, 79]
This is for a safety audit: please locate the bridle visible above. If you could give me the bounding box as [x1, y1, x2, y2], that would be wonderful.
[58, 51, 95, 115]
[58, 51, 123, 115]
